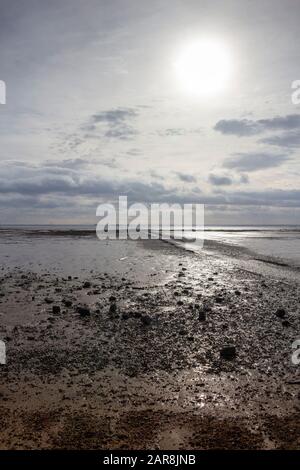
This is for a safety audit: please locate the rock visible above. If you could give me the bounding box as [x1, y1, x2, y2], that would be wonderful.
[198, 310, 206, 321]
[52, 305, 61, 315]
[122, 313, 129, 320]
[109, 303, 117, 314]
[215, 296, 224, 303]
[63, 299, 72, 308]
[177, 300, 184, 306]
[44, 297, 53, 304]
[275, 308, 286, 318]
[109, 295, 116, 302]
[77, 305, 91, 317]
[282, 320, 290, 327]
[83, 281, 91, 289]
[141, 315, 151, 326]
[234, 290, 241, 296]
[220, 346, 236, 360]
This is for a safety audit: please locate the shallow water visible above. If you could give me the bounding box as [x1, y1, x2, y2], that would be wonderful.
[176, 225, 300, 268]
[0, 225, 299, 273]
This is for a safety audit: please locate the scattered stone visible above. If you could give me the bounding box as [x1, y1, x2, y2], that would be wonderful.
[109, 295, 116, 302]
[220, 346, 237, 360]
[275, 308, 286, 319]
[44, 297, 53, 304]
[77, 305, 91, 317]
[63, 299, 72, 308]
[52, 305, 61, 315]
[83, 281, 91, 289]
[235, 290, 241, 296]
[141, 315, 151, 326]
[282, 320, 290, 327]
[198, 310, 206, 321]
[215, 296, 224, 303]
[109, 303, 117, 314]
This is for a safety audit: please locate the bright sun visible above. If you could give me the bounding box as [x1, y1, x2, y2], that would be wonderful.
[174, 39, 233, 96]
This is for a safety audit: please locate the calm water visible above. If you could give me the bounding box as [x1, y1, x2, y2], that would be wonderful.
[0, 225, 299, 271]
[182, 225, 300, 267]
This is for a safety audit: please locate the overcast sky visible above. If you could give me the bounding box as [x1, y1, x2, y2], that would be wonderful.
[1, 0, 300, 225]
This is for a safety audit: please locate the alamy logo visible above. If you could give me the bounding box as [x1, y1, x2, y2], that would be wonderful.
[291, 80, 300, 105]
[96, 196, 204, 241]
[0, 340, 6, 364]
[0, 80, 6, 104]
[291, 339, 300, 365]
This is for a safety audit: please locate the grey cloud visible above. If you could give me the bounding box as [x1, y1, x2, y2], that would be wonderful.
[209, 172, 249, 186]
[91, 108, 138, 124]
[176, 173, 197, 183]
[158, 128, 202, 137]
[223, 152, 289, 172]
[260, 130, 300, 148]
[45, 158, 89, 169]
[214, 119, 262, 136]
[214, 114, 300, 137]
[81, 108, 139, 140]
[209, 174, 233, 186]
[159, 128, 186, 136]
[1, 160, 300, 210]
[84, 107, 139, 141]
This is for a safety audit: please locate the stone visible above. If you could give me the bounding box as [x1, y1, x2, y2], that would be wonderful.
[198, 310, 206, 321]
[77, 305, 91, 317]
[109, 303, 117, 314]
[220, 346, 236, 360]
[141, 315, 151, 326]
[275, 308, 286, 318]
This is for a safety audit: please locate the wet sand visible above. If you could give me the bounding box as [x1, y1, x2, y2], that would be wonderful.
[0, 237, 299, 449]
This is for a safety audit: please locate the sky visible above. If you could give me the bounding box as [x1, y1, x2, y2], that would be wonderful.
[0, 0, 300, 225]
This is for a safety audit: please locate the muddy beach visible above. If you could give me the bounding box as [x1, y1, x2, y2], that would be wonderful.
[0, 234, 299, 449]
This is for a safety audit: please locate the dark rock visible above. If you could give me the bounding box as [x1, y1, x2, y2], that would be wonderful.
[177, 300, 184, 306]
[52, 305, 61, 315]
[109, 295, 116, 302]
[220, 346, 236, 360]
[198, 310, 206, 321]
[282, 320, 290, 327]
[77, 305, 91, 317]
[44, 297, 53, 304]
[83, 281, 91, 289]
[234, 290, 241, 296]
[141, 315, 152, 326]
[215, 296, 224, 303]
[63, 299, 72, 308]
[109, 303, 117, 314]
[275, 308, 286, 318]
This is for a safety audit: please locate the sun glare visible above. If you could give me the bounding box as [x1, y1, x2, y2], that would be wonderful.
[174, 39, 233, 96]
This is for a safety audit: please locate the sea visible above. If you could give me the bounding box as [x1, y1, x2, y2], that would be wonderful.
[0, 225, 299, 273]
